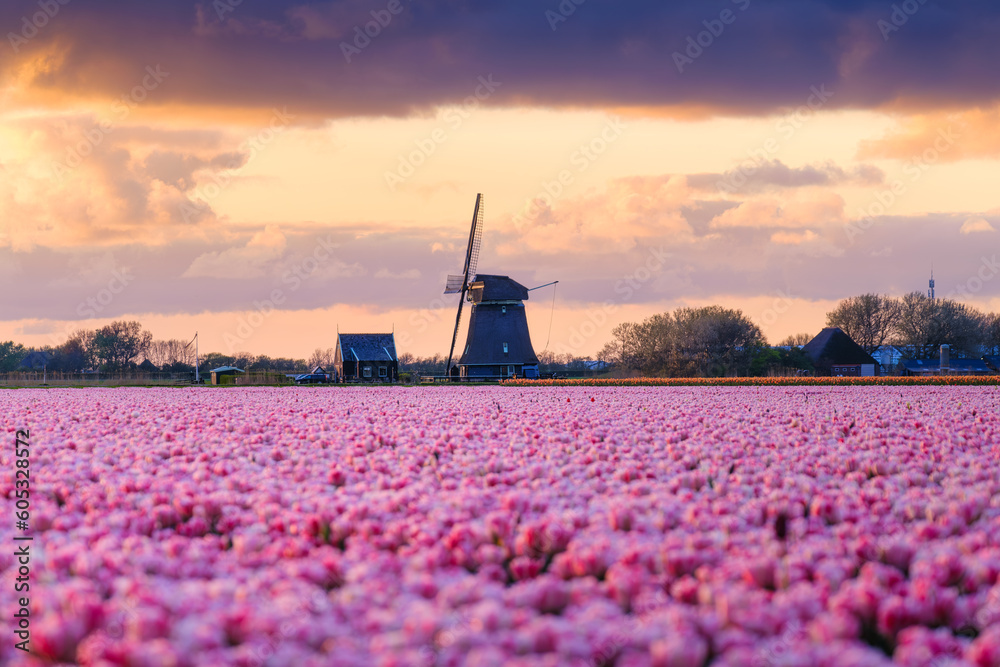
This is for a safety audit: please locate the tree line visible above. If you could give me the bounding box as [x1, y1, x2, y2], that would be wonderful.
[598, 305, 810, 377]
[598, 294, 1000, 378]
[825, 292, 1000, 359]
[0, 321, 308, 374]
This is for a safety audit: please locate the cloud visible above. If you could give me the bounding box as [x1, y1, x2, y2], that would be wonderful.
[710, 192, 846, 229]
[4, 2, 1000, 120]
[960, 217, 996, 235]
[183, 225, 288, 279]
[771, 230, 819, 245]
[688, 161, 885, 194]
[375, 268, 421, 279]
[856, 110, 982, 162]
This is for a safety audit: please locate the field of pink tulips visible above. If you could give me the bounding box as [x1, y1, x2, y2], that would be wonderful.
[2, 385, 1000, 666]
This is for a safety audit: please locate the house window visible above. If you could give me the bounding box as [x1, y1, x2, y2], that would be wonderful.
[503, 342, 508, 354]
[378, 367, 387, 378]
[363, 366, 372, 378]
[508, 365, 514, 376]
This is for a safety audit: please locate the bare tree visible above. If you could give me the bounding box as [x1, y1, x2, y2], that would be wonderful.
[308, 347, 336, 369]
[893, 292, 985, 358]
[825, 293, 901, 354]
[778, 332, 813, 347]
[985, 313, 1000, 356]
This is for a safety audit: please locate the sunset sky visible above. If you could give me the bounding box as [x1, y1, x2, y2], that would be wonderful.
[2, 0, 999, 359]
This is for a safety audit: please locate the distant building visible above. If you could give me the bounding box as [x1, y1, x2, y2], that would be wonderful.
[801, 327, 878, 376]
[210, 366, 244, 385]
[900, 357, 992, 376]
[334, 333, 398, 382]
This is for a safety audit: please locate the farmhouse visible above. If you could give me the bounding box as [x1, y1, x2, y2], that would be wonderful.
[334, 333, 398, 382]
[801, 327, 878, 377]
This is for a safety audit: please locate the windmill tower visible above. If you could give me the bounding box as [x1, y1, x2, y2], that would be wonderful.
[444, 194, 544, 380]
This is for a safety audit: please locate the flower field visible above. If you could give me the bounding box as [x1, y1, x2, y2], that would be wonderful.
[2, 385, 1000, 666]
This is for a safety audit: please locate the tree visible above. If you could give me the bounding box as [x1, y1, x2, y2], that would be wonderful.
[599, 322, 641, 370]
[0, 341, 27, 372]
[893, 292, 985, 359]
[778, 333, 813, 348]
[51, 329, 95, 372]
[91, 321, 152, 370]
[985, 313, 1000, 356]
[825, 294, 900, 354]
[309, 347, 336, 369]
[144, 339, 192, 367]
[599, 306, 765, 377]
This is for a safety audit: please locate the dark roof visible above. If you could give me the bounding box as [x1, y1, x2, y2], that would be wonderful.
[985, 356, 1000, 371]
[338, 333, 397, 362]
[801, 327, 876, 367]
[469, 274, 529, 302]
[459, 303, 538, 366]
[210, 366, 244, 373]
[19, 350, 53, 369]
[901, 358, 992, 373]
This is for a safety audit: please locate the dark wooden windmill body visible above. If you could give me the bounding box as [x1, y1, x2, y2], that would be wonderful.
[444, 195, 542, 380]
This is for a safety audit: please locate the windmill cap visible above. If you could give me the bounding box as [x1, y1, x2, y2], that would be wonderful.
[469, 275, 530, 301]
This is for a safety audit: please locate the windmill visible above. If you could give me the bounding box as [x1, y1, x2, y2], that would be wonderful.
[444, 194, 554, 380]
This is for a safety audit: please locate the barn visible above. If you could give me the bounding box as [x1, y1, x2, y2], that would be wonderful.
[801, 327, 878, 377]
[334, 333, 398, 382]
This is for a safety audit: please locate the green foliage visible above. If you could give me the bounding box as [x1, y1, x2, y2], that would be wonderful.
[600, 305, 766, 377]
[0, 341, 27, 372]
[92, 320, 152, 371]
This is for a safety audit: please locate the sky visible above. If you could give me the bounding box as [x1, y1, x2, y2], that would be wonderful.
[1, 0, 999, 359]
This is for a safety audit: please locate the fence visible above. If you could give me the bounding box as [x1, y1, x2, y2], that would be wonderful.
[0, 372, 199, 387]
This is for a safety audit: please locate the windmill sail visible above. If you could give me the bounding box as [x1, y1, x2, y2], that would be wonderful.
[444, 275, 466, 294]
[445, 194, 484, 376]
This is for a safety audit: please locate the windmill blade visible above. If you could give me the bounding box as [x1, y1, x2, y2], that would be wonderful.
[444, 274, 466, 294]
[464, 194, 485, 283]
[446, 194, 484, 376]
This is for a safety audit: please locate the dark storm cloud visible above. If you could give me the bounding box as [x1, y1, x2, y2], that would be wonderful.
[3, 1, 1000, 118]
